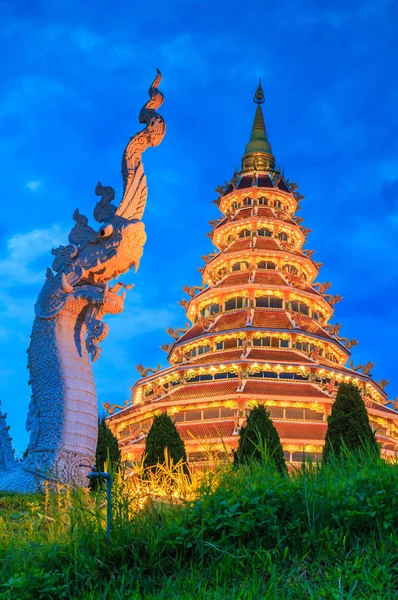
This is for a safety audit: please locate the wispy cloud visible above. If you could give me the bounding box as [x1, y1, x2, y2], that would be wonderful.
[0, 224, 67, 287]
[25, 179, 42, 192]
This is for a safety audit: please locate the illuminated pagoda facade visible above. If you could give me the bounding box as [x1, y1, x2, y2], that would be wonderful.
[107, 82, 398, 465]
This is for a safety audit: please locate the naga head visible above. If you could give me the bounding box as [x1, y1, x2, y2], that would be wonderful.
[35, 70, 166, 363]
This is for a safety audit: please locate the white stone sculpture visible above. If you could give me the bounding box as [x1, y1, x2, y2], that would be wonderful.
[0, 70, 165, 492]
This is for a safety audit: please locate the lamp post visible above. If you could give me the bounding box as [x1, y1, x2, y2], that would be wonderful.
[87, 466, 113, 542]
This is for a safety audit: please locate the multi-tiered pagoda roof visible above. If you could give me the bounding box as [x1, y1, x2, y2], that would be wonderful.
[107, 82, 398, 465]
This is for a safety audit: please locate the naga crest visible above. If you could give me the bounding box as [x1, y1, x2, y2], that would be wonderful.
[35, 70, 166, 360]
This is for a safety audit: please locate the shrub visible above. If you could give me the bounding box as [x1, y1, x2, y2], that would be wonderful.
[323, 382, 380, 463]
[234, 403, 287, 474]
[143, 412, 188, 474]
[90, 417, 121, 490]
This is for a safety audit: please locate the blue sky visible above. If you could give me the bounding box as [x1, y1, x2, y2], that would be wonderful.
[1, 0, 397, 455]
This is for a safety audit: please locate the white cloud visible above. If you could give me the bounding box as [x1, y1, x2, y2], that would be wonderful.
[25, 180, 42, 192]
[0, 224, 67, 287]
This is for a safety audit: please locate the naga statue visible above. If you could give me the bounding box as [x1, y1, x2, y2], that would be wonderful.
[181, 283, 205, 297]
[349, 360, 375, 376]
[325, 322, 342, 336]
[313, 281, 332, 294]
[165, 323, 190, 341]
[102, 400, 129, 415]
[0, 71, 165, 492]
[135, 364, 162, 377]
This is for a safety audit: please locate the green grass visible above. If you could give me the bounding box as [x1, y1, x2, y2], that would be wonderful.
[1, 453, 398, 599]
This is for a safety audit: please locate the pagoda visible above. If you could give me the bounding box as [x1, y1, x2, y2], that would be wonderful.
[107, 82, 398, 465]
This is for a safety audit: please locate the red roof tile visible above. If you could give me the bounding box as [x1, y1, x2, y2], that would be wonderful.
[238, 176, 253, 189]
[247, 349, 312, 363]
[189, 350, 243, 364]
[170, 381, 238, 401]
[243, 381, 329, 398]
[225, 239, 252, 254]
[257, 175, 273, 188]
[368, 400, 398, 416]
[218, 272, 251, 288]
[257, 207, 274, 218]
[212, 311, 248, 332]
[236, 207, 253, 219]
[255, 238, 280, 251]
[275, 421, 327, 441]
[294, 316, 330, 339]
[177, 420, 235, 441]
[254, 272, 285, 286]
[252, 310, 293, 329]
[178, 323, 206, 343]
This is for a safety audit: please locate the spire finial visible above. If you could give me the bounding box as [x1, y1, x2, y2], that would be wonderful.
[241, 79, 275, 172]
[254, 78, 265, 104]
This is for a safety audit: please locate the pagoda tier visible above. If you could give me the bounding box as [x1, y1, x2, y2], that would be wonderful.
[107, 83, 398, 466]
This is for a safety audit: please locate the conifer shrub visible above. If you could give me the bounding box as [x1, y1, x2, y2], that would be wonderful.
[234, 403, 287, 474]
[90, 417, 121, 490]
[143, 412, 188, 474]
[323, 382, 380, 463]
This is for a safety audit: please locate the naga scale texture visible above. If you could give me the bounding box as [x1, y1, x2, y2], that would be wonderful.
[0, 71, 165, 492]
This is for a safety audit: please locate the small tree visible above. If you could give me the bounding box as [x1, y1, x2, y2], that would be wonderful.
[323, 382, 380, 463]
[90, 417, 121, 490]
[234, 404, 286, 474]
[143, 412, 188, 474]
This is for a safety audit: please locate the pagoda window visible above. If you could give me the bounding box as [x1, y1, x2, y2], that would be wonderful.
[253, 336, 291, 349]
[188, 452, 207, 463]
[312, 311, 320, 321]
[274, 199, 282, 209]
[232, 261, 249, 272]
[173, 412, 185, 423]
[216, 338, 243, 350]
[197, 345, 211, 355]
[278, 231, 289, 242]
[279, 372, 294, 380]
[232, 201, 241, 210]
[290, 300, 309, 315]
[257, 260, 276, 270]
[226, 235, 234, 245]
[294, 341, 308, 352]
[284, 451, 291, 461]
[225, 296, 249, 311]
[292, 451, 322, 463]
[258, 196, 268, 206]
[251, 370, 278, 378]
[305, 409, 324, 421]
[285, 407, 304, 419]
[239, 229, 252, 238]
[263, 371, 278, 378]
[214, 371, 238, 380]
[257, 227, 272, 237]
[186, 410, 202, 421]
[284, 264, 298, 273]
[255, 296, 283, 309]
[220, 407, 236, 417]
[203, 408, 220, 420]
[201, 303, 220, 318]
[267, 406, 284, 419]
[253, 336, 271, 347]
[243, 197, 253, 206]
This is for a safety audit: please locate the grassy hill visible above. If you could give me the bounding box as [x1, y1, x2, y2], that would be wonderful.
[0, 453, 397, 599]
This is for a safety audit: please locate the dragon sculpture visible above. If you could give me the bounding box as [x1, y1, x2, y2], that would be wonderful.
[0, 70, 165, 492]
[135, 364, 162, 377]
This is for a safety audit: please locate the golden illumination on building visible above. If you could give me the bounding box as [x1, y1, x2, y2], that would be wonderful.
[106, 81, 398, 465]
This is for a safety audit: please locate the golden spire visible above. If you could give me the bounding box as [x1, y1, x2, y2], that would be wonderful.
[242, 79, 275, 172]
